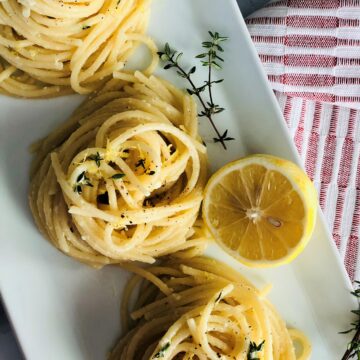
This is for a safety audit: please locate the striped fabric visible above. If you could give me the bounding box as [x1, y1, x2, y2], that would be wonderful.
[246, 0, 360, 281]
[246, 0, 360, 108]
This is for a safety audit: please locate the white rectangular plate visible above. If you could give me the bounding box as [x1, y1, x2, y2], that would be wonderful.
[0, 1, 356, 359]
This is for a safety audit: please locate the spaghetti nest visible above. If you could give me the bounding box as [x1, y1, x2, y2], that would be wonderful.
[112, 257, 311, 360]
[0, 0, 157, 97]
[29, 71, 208, 267]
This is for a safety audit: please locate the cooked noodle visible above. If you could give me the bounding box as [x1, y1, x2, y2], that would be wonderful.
[111, 256, 312, 360]
[0, 0, 157, 97]
[29, 71, 208, 267]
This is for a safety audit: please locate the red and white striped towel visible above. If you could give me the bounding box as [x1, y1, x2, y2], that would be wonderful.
[245, 0, 360, 281]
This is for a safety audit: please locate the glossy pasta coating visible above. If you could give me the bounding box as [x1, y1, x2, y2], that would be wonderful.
[0, 0, 157, 97]
[112, 257, 311, 360]
[29, 72, 208, 267]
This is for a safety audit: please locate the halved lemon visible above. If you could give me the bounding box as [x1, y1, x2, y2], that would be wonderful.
[202, 154, 317, 267]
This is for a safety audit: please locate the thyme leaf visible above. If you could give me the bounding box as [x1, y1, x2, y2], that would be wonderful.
[111, 173, 125, 179]
[87, 152, 103, 167]
[73, 171, 93, 194]
[213, 129, 234, 144]
[247, 340, 265, 360]
[158, 31, 231, 150]
[135, 158, 146, 169]
[153, 342, 170, 358]
[341, 281, 360, 360]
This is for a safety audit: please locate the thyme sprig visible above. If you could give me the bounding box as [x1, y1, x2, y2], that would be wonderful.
[247, 340, 265, 360]
[87, 152, 103, 167]
[214, 129, 234, 143]
[111, 173, 125, 180]
[196, 31, 227, 118]
[158, 31, 233, 149]
[73, 171, 93, 194]
[341, 281, 360, 360]
[135, 158, 146, 169]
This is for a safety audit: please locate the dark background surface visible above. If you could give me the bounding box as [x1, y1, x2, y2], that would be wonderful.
[0, 0, 270, 358]
[238, 0, 270, 17]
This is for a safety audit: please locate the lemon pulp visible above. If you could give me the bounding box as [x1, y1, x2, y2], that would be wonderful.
[202, 154, 317, 267]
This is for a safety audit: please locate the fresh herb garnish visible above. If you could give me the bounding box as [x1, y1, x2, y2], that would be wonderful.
[247, 340, 265, 360]
[111, 173, 125, 179]
[147, 170, 156, 175]
[76, 172, 86, 182]
[341, 281, 360, 360]
[213, 129, 234, 144]
[153, 342, 170, 358]
[158, 31, 232, 149]
[135, 158, 146, 169]
[82, 25, 91, 30]
[73, 171, 93, 194]
[215, 291, 222, 303]
[87, 152, 103, 167]
[74, 185, 82, 194]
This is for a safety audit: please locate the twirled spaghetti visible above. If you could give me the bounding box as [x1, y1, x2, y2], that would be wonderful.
[29, 71, 208, 267]
[0, 0, 157, 97]
[112, 256, 311, 360]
